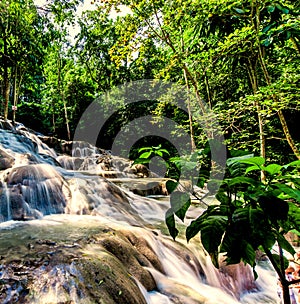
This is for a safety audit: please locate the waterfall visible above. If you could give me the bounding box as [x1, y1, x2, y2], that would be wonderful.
[0, 121, 280, 304]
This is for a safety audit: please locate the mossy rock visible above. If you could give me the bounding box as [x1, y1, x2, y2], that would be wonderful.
[75, 248, 147, 304]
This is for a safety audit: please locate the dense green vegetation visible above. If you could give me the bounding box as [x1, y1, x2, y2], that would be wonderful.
[164, 155, 300, 304]
[0, 1, 299, 303]
[0, 0, 299, 162]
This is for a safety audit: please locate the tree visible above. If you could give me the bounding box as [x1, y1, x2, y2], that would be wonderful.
[165, 155, 300, 304]
[40, 0, 86, 138]
[0, 0, 48, 121]
[196, 0, 300, 161]
[75, 10, 131, 92]
[92, 0, 299, 164]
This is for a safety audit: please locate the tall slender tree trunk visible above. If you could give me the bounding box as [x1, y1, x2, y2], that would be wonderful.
[257, 49, 300, 160]
[252, 0, 300, 160]
[2, 37, 10, 121]
[62, 93, 71, 141]
[179, 25, 197, 151]
[3, 74, 10, 121]
[57, 55, 71, 140]
[51, 99, 56, 136]
[183, 68, 197, 152]
[247, 58, 266, 181]
[12, 66, 18, 124]
[204, 71, 212, 110]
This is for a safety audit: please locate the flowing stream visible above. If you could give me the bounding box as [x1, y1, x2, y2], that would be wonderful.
[0, 120, 279, 303]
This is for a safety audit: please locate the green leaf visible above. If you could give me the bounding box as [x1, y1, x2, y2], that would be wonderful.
[241, 241, 256, 267]
[287, 203, 300, 231]
[138, 147, 151, 153]
[272, 254, 289, 270]
[283, 160, 300, 169]
[226, 154, 254, 167]
[139, 151, 152, 159]
[261, 231, 276, 250]
[238, 156, 265, 167]
[228, 176, 259, 187]
[233, 8, 245, 14]
[199, 215, 227, 257]
[158, 148, 170, 155]
[155, 150, 163, 157]
[276, 233, 296, 256]
[263, 164, 282, 175]
[258, 195, 289, 221]
[165, 208, 179, 240]
[216, 192, 230, 205]
[186, 215, 203, 242]
[267, 5, 275, 13]
[132, 158, 150, 165]
[170, 191, 191, 222]
[276, 4, 289, 14]
[227, 154, 254, 176]
[166, 180, 178, 193]
[245, 165, 261, 174]
[152, 144, 162, 150]
[197, 177, 206, 188]
[262, 23, 275, 33]
[275, 184, 300, 202]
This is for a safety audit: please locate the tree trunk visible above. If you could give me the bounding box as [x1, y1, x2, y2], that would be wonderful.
[63, 94, 71, 140]
[12, 66, 18, 124]
[179, 26, 196, 152]
[264, 246, 291, 304]
[278, 109, 300, 159]
[57, 54, 71, 140]
[204, 71, 212, 110]
[183, 67, 196, 152]
[281, 282, 292, 304]
[258, 51, 300, 159]
[247, 59, 266, 181]
[2, 37, 10, 121]
[3, 75, 10, 121]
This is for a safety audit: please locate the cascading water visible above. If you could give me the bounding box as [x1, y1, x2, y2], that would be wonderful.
[0, 120, 280, 304]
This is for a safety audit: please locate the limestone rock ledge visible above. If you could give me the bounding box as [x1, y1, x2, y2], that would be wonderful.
[0, 218, 161, 304]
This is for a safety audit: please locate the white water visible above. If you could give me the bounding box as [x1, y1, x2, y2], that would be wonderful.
[0, 121, 280, 303]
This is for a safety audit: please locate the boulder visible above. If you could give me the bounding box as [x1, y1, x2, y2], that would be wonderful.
[0, 148, 15, 170]
[9, 184, 42, 221]
[0, 223, 151, 304]
[5, 164, 71, 216]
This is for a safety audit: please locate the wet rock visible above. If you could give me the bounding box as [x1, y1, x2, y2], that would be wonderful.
[15, 152, 38, 165]
[130, 163, 150, 178]
[219, 258, 257, 298]
[123, 230, 165, 274]
[96, 153, 112, 171]
[99, 234, 157, 291]
[76, 250, 148, 304]
[0, 148, 15, 170]
[56, 155, 85, 170]
[111, 178, 169, 196]
[0, 226, 149, 304]
[9, 184, 43, 221]
[5, 164, 71, 216]
[5, 164, 62, 185]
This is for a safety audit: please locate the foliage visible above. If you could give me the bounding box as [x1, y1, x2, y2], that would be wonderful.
[134, 144, 170, 164]
[0, 0, 50, 120]
[166, 154, 300, 302]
